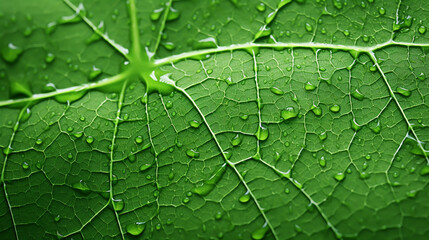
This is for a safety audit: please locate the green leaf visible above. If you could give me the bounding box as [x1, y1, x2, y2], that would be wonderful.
[1, 0, 429, 239]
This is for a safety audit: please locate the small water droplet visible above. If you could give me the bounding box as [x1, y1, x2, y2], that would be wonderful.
[319, 156, 326, 167]
[231, 134, 242, 146]
[89, 65, 102, 81]
[36, 138, 43, 145]
[311, 104, 322, 116]
[252, 223, 269, 240]
[419, 25, 427, 34]
[150, 8, 164, 21]
[378, 7, 386, 15]
[239, 191, 251, 203]
[139, 163, 152, 172]
[305, 23, 313, 32]
[270, 86, 284, 95]
[72, 180, 90, 194]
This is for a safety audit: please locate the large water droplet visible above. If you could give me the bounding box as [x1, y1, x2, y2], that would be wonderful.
[239, 191, 251, 203]
[1, 43, 23, 63]
[252, 223, 269, 240]
[112, 198, 124, 211]
[281, 107, 298, 120]
[126, 222, 145, 236]
[256, 125, 269, 141]
[396, 87, 411, 97]
[231, 134, 242, 146]
[193, 164, 227, 196]
[186, 149, 200, 158]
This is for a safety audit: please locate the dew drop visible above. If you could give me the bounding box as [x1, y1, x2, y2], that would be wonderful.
[351, 89, 364, 101]
[22, 161, 29, 170]
[239, 191, 251, 203]
[150, 8, 164, 21]
[167, 7, 180, 21]
[86, 136, 94, 144]
[270, 86, 284, 95]
[378, 7, 386, 15]
[54, 215, 61, 222]
[45, 53, 55, 63]
[139, 163, 152, 172]
[305, 82, 316, 91]
[281, 106, 298, 120]
[420, 165, 429, 176]
[1, 43, 23, 63]
[311, 104, 322, 116]
[193, 37, 218, 50]
[89, 65, 102, 81]
[351, 118, 361, 131]
[334, 172, 345, 182]
[329, 104, 340, 113]
[189, 120, 201, 128]
[126, 222, 145, 236]
[231, 134, 242, 146]
[256, 2, 266, 12]
[305, 23, 313, 32]
[135, 136, 143, 144]
[256, 125, 269, 141]
[186, 149, 200, 158]
[419, 25, 427, 34]
[162, 42, 176, 51]
[36, 138, 43, 145]
[396, 87, 411, 97]
[72, 180, 90, 194]
[252, 223, 269, 240]
[112, 198, 124, 211]
[319, 156, 326, 167]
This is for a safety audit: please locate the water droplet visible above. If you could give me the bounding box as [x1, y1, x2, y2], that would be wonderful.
[128, 154, 136, 162]
[252, 223, 269, 240]
[305, 23, 313, 32]
[22, 161, 29, 170]
[420, 165, 429, 176]
[54, 215, 60, 222]
[351, 89, 364, 101]
[378, 7, 386, 15]
[292, 178, 302, 189]
[162, 42, 176, 51]
[281, 106, 298, 120]
[334, 172, 345, 181]
[295, 224, 302, 232]
[167, 6, 180, 21]
[112, 198, 124, 211]
[89, 65, 102, 81]
[1, 43, 23, 63]
[231, 134, 242, 146]
[140, 163, 152, 172]
[239, 191, 251, 203]
[67, 152, 73, 159]
[319, 156, 326, 167]
[419, 25, 427, 34]
[396, 87, 411, 97]
[193, 164, 227, 196]
[150, 8, 164, 21]
[193, 37, 218, 49]
[126, 222, 145, 236]
[351, 118, 361, 131]
[72, 180, 90, 194]
[182, 197, 190, 204]
[334, 0, 342, 9]
[86, 136, 94, 144]
[215, 211, 223, 220]
[329, 104, 340, 113]
[186, 149, 200, 158]
[240, 114, 249, 120]
[36, 138, 43, 145]
[319, 131, 327, 141]
[274, 152, 281, 161]
[370, 120, 381, 134]
[189, 120, 201, 128]
[265, 12, 276, 24]
[343, 29, 350, 36]
[311, 104, 322, 116]
[270, 86, 284, 95]
[256, 125, 269, 141]
[135, 136, 143, 144]
[285, 188, 290, 194]
[256, 2, 266, 12]
[254, 26, 272, 40]
[305, 82, 316, 91]
[369, 65, 377, 72]
[45, 53, 55, 63]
